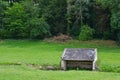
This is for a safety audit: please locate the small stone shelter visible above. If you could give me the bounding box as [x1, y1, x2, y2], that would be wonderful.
[61, 48, 97, 70]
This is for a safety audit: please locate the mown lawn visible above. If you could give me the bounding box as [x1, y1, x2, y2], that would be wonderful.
[0, 65, 120, 80]
[0, 40, 120, 80]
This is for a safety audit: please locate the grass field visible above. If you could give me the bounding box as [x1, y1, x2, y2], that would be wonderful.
[0, 40, 120, 80]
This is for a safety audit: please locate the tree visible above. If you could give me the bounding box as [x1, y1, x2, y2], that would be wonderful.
[0, 0, 4, 29]
[4, 2, 28, 38]
[96, 0, 120, 41]
[29, 17, 50, 39]
[66, 0, 90, 36]
[22, 0, 51, 39]
[38, 0, 67, 35]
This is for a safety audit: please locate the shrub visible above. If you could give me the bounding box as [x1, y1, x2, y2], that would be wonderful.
[79, 25, 94, 41]
[29, 18, 51, 39]
[103, 31, 112, 40]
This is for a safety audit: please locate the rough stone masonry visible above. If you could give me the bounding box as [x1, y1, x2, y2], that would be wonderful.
[61, 48, 97, 70]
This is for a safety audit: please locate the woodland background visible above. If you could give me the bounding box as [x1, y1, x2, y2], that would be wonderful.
[0, 0, 120, 43]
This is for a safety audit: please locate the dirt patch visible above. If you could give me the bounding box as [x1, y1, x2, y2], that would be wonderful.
[27, 64, 61, 70]
[0, 39, 4, 44]
[0, 62, 61, 70]
[45, 34, 72, 43]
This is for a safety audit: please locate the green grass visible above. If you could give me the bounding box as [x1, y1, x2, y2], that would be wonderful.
[0, 65, 120, 80]
[0, 39, 120, 80]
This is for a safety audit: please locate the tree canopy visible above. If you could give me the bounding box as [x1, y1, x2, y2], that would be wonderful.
[0, 0, 119, 42]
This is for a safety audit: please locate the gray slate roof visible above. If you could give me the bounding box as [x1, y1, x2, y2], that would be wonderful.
[62, 48, 96, 61]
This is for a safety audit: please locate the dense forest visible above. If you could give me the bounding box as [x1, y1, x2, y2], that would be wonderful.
[0, 0, 120, 42]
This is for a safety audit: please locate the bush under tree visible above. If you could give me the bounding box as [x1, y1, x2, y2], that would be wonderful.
[79, 25, 94, 41]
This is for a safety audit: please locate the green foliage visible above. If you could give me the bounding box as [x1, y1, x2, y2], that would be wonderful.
[0, 1, 8, 38]
[29, 17, 50, 39]
[111, 12, 120, 30]
[103, 30, 112, 40]
[117, 32, 120, 44]
[67, 0, 90, 35]
[22, 0, 51, 39]
[0, 0, 119, 41]
[38, 0, 67, 35]
[22, 0, 39, 18]
[100, 0, 120, 30]
[0, 29, 6, 38]
[0, 1, 3, 28]
[4, 2, 28, 38]
[96, 0, 120, 41]
[79, 25, 94, 40]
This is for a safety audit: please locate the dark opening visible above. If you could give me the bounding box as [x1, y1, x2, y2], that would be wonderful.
[66, 60, 93, 70]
